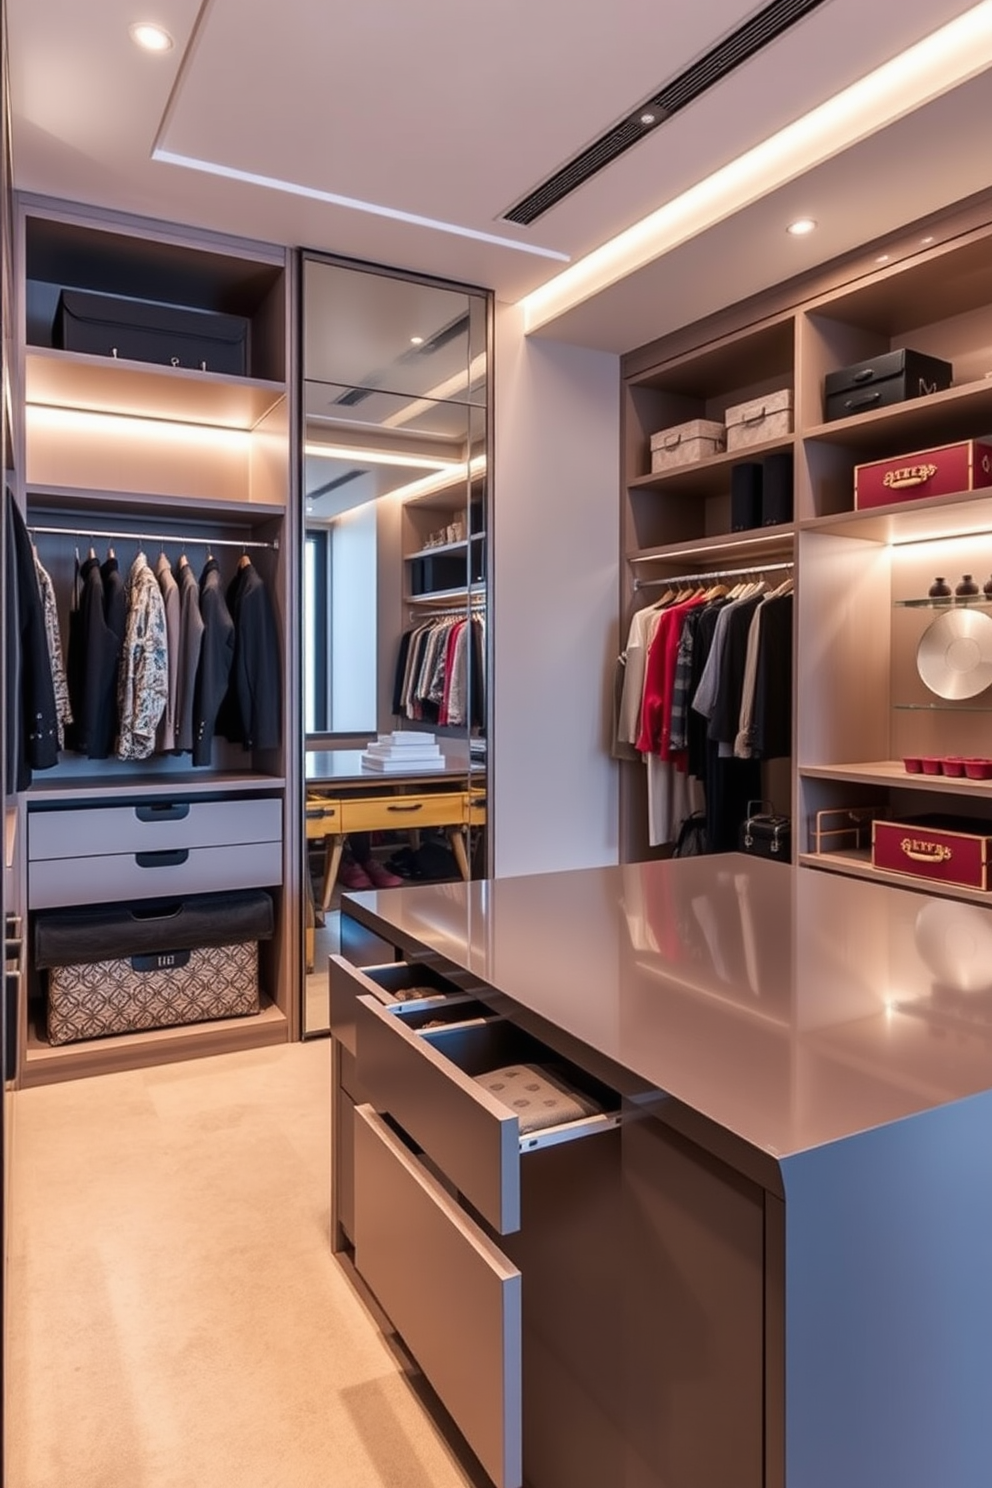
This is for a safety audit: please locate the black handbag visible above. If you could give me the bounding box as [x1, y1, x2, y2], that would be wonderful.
[739, 800, 791, 861]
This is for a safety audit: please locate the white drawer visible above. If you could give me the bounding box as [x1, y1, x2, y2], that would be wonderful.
[29, 840, 283, 909]
[28, 797, 282, 862]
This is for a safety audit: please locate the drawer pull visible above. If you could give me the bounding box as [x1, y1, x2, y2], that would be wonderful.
[386, 803, 424, 814]
[135, 803, 190, 823]
[135, 849, 189, 869]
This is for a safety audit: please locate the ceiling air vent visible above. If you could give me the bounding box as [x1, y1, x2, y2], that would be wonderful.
[503, 0, 828, 226]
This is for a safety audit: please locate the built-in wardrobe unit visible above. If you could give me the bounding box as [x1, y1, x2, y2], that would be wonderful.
[620, 184, 992, 902]
[8, 195, 300, 1086]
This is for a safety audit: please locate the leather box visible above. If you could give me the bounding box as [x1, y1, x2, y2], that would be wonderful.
[54, 288, 249, 375]
[824, 348, 952, 422]
[650, 418, 725, 472]
[725, 387, 793, 450]
[872, 815, 992, 890]
[855, 438, 992, 510]
[739, 801, 791, 861]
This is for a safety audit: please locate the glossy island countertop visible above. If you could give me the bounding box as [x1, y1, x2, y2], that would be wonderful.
[341, 854, 992, 1161]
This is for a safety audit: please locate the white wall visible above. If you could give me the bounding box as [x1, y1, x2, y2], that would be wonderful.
[492, 303, 620, 878]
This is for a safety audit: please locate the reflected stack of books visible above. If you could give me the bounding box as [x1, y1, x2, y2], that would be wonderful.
[360, 731, 446, 772]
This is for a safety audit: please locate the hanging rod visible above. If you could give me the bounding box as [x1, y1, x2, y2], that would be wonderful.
[28, 524, 278, 552]
[633, 560, 792, 591]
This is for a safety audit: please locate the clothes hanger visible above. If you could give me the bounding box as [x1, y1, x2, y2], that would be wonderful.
[238, 543, 251, 570]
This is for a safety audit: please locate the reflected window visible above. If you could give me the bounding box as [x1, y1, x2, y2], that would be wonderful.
[305, 510, 377, 735]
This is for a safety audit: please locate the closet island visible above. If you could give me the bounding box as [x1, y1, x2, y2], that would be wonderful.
[331, 854, 992, 1488]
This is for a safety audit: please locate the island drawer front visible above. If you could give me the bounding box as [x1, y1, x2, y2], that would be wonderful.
[28, 797, 282, 860]
[339, 790, 469, 834]
[29, 840, 283, 910]
[354, 1104, 523, 1488]
[354, 990, 620, 1235]
[329, 955, 476, 1060]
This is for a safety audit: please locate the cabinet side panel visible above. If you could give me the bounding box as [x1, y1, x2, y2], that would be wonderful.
[782, 1092, 992, 1488]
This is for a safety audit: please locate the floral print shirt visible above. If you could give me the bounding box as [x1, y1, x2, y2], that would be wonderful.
[117, 553, 168, 761]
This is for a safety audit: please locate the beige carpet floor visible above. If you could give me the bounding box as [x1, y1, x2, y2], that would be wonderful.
[6, 1041, 482, 1488]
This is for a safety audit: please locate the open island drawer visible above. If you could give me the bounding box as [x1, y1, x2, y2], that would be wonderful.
[354, 1103, 522, 1488]
[329, 955, 481, 1063]
[351, 975, 621, 1235]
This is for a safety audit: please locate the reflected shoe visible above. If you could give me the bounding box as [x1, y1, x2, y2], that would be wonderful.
[337, 859, 373, 891]
[365, 859, 405, 889]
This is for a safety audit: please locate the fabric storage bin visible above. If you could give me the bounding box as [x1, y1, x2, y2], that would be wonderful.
[855, 438, 992, 509]
[35, 889, 273, 1045]
[725, 388, 793, 450]
[54, 288, 249, 375]
[731, 462, 762, 530]
[824, 348, 952, 422]
[650, 418, 725, 472]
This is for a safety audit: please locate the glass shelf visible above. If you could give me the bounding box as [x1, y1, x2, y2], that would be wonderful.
[894, 702, 992, 712]
[895, 596, 992, 609]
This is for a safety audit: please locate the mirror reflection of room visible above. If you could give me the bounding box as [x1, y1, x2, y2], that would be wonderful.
[301, 255, 490, 1032]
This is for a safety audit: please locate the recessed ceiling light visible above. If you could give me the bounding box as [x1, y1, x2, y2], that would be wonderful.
[921, 235, 935, 245]
[640, 112, 658, 126]
[876, 253, 890, 263]
[410, 336, 424, 346]
[787, 218, 817, 237]
[129, 22, 174, 52]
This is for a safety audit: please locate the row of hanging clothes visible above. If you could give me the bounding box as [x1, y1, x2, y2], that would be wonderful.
[7, 499, 281, 786]
[392, 606, 486, 730]
[614, 564, 794, 852]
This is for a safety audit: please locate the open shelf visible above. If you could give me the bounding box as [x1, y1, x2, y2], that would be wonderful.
[799, 760, 992, 795]
[628, 434, 795, 495]
[407, 585, 486, 605]
[21, 998, 289, 1087]
[802, 378, 992, 452]
[802, 488, 992, 544]
[26, 346, 286, 430]
[406, 534, 485, 561]
[26, 483, 285, 522]
[26, 772, 286, 802]
[628, 525, 795, 571]
[799, 848, 992, 904]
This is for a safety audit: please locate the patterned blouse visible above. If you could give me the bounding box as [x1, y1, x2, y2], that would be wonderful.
[33, 552, 73, 749]
[117, 553, 169, 761]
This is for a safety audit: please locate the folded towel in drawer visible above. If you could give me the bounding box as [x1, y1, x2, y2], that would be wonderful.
[34, 889, 274, 968]
[474, 1063, 601, 1133]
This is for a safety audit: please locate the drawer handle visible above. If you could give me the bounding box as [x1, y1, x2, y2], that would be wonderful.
[135, 803, 190, 823]
[852, 367, 875, 383]
[386, 803, 424, 814]
[845, 390, 881, 411]
[135, 849, 189, 869]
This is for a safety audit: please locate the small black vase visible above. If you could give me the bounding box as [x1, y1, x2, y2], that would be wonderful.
[956, 574, 980, 598]
[928, 577, 952, 599]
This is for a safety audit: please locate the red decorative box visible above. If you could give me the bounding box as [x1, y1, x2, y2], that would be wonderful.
[854, 439, 992, 510]
[872, 815, 992, 890]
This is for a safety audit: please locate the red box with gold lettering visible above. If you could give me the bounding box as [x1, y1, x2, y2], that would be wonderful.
[855, 439, 992, 510]
[872, 815, 992, 890]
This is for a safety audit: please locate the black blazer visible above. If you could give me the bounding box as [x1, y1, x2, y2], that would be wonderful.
[217, 561, 281, 751]
[65, 555, 120, 759]
[5, 491, 59, 789]
[191, 559, 235, 767]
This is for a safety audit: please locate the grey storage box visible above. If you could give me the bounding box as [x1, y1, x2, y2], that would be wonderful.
[650, 418, 725, 472]
[725, 388, 793, 450]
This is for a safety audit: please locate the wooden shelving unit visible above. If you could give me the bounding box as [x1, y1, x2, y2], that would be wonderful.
[620, 189, 992, 902]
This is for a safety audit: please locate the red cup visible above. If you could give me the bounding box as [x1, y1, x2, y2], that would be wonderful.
[921, 757, 943, 775]
[942, 757, 966, 777]
[903, 757, 923, 773]
[963, 758, 992, 780]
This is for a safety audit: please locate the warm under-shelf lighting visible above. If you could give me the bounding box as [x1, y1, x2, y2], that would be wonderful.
[27, 404, 251, 450]
[383, 454, 487, 505]
[380, 354, 489, 431]
[303, 442, 459, 471]
[520, 0, 992, 333]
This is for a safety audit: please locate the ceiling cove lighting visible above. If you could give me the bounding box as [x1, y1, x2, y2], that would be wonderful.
[787, 217, 817, 236]
[303, 443, 458, 471]
[152, 149, 569, 262]
[520, 0, 992, 333]
[129, 22, 174, 52]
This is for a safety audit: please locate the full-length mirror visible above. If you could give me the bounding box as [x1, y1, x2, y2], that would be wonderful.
[300, 254, 491, 1033]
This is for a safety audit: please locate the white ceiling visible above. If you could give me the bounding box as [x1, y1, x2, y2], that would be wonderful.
[8, 0, 992, 353]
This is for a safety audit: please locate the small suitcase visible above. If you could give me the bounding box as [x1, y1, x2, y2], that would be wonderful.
[739, 801, 791, 861]
[54, 288, 249, 375]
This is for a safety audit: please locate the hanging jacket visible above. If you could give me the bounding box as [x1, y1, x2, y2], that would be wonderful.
[5, 491, 59, 789]
[117, 552, 168, 762]
[101, 553, 127, 753]
[174, 558, 205, 754]
[217, 560, 281, 752]
[154, 553, 180, 752]
[33, 551, 73, 749]
[191, 558, 235, 767]
[65, 555, 119, 759]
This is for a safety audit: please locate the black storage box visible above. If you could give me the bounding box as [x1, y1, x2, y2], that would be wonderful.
[409, 550, 469, 597]
[824, 348, 952, 422]
[730, 462, 762, 531]
[761, 451, 794, 525]
[739, 802, 791, 862]
[54, 288, 249, 375]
